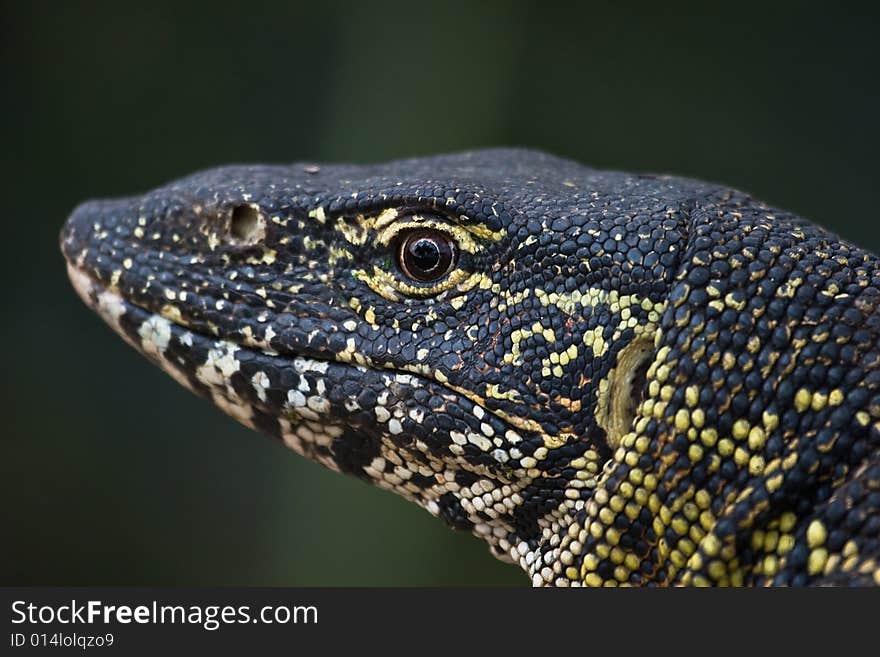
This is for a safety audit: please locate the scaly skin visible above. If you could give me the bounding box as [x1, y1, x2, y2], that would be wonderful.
[60, 149, 880, 586]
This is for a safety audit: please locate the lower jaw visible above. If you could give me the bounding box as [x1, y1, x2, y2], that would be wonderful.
[65, 263, 387, 468]
[65, 263, 581, 566]
[63, 263, 520, 477]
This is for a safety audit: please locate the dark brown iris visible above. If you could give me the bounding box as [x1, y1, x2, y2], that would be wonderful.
[397, 229, 457, 282]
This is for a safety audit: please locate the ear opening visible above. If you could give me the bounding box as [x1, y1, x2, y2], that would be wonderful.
[598, 334, 655, 450]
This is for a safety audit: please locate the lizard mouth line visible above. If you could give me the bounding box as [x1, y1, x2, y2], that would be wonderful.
[63, 262, 531, 457]
[64, 260, 414, 384]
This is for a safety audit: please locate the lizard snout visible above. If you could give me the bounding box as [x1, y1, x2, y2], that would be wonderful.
[60, 197, 135, 266]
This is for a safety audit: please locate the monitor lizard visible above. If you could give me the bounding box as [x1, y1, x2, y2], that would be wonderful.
[60, 149, 880, 586]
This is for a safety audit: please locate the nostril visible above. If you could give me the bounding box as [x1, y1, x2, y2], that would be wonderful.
[229, 204, 264, 243]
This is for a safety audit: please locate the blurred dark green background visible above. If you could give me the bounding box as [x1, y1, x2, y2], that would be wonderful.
[3, 2, 879, 585]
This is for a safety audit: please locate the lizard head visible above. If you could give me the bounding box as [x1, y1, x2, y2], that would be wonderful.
[60, 149, 701, 570]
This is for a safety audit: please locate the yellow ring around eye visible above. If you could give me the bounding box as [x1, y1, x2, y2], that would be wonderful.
[352, 213, 501, 300]
[354, 266, 483, 302]
[375, 218, 484, 254]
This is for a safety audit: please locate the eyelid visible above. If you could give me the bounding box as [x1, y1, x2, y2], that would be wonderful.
[353, 262, 476, 301]
[375, 214, 484, 255]
[391, 205, 506, 243]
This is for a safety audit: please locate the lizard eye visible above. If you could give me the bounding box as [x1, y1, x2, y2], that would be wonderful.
[397, 229, 458, 282]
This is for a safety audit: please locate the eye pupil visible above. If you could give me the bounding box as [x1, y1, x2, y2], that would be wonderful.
[410, 238, 441, 271]
[398, 229, 456, 282]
